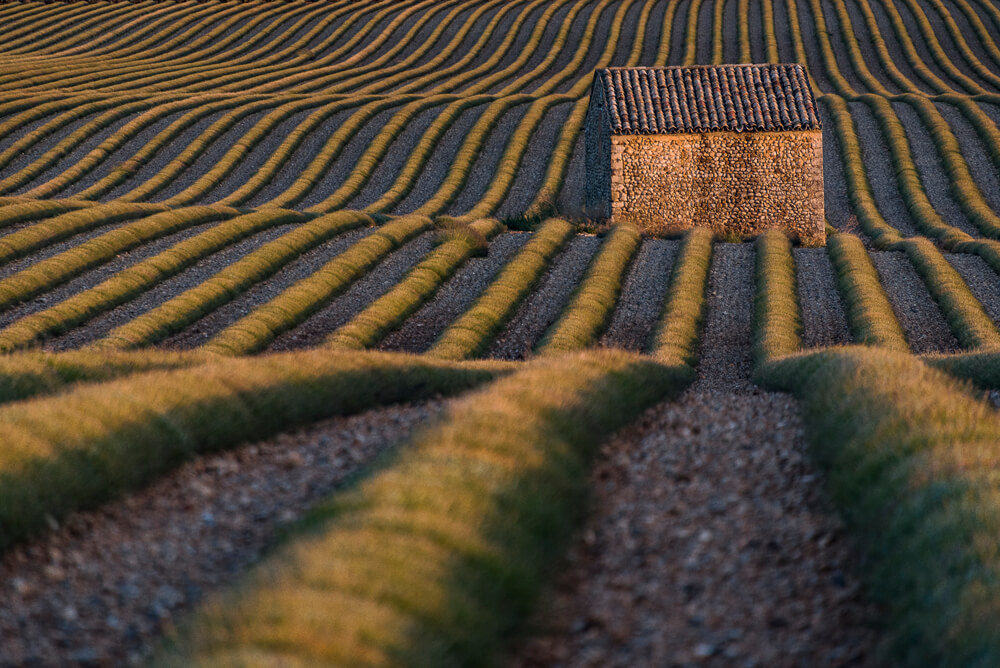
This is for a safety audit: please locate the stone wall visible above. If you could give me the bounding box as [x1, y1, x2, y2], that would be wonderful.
[606, 130, 825, 245]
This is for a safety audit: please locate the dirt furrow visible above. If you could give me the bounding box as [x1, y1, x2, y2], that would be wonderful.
[380, 230, 532, 352]
[269, 232, 437, 351]
[600, 237, 678, 351]
[795, 246, 852, 347]
[488, 234, 600, 359]
[511, 242, 879, 666]
[870, 249, 959, 352]
[0, 401, 444, 667]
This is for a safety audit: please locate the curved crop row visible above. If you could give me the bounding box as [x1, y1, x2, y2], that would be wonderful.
[0, 205, 233, 314]
[752, 229, 801, 366]
[428, 217, 574, 360]
[821, 96, 904, 245]
[0, 348, 501, 553]
[825, 232, 908, 350]
[650, 227, 714, 364]
[862, 94, 977, 245]
[326, 218, 505, 351]
[0, 209, 313, 352]
[160, 349, 690, 666]
[900, 236, 1000, 349]
[538, 223, 641, 354]
[0, 202, 168, 267]
[96, 210, 372, 350]
[203, 215, 432, 356]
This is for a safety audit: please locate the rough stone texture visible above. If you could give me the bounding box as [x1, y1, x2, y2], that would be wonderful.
[604, 130, 825, 244]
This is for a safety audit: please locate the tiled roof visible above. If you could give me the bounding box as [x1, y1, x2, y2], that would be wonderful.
[592, 64, 821, 134]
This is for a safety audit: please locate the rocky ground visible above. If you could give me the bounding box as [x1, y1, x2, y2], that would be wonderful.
[0, 401, 444, 665]
[510, 243, 882, 666]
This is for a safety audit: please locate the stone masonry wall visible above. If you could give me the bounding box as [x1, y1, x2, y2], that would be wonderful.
[609, 130, 825, 245]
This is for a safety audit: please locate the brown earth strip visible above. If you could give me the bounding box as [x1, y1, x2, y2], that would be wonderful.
[870, 249, 959, 352]
[510, 242, 880, 666]
[487, 234, 601, 359]
[0, 400, 444, 667]
[600, 237, 678, 351]
[795, 246, 852, 347]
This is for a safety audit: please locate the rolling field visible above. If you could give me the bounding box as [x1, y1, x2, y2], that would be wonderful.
[3, 0, 1000, 664]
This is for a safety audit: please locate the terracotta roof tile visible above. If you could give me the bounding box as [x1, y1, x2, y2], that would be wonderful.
[592, 64, 821, 134]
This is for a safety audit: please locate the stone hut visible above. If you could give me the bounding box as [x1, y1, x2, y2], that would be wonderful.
[584, 63, 824, 245]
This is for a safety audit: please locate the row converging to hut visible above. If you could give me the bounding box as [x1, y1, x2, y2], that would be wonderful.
[584, 63, 825, 245]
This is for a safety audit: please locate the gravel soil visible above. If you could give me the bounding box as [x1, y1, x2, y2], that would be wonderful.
[495, 100, 574, 219]
[269, 232, 437, 351]
[345, 103, 446, 210]
[487, 234, 601, 359]
[281, 104, 399, 210]
[47, 223, 304, 351]
[380, 231, 532, 352]
[162, 225, 373, 349]
[747, 0, 764, 63]
[511, 242, 881, 667]
[804, 0, 866, 93]
[820, 107, 854, 232]
[446, 102, 531, 215]
[494, 0, 588, 95]
[893, 101, 980, 237]
[194, 106, 318, 204]
[787, 0, 834, 93]
[667, 0, 693, 64]
[1, 111, 101, 177]
[721, 0, 738, 65]
[0, 218, 139, 281]
[770, 0, 795, 63]
[870, 249, 959, 352]
[0, 400, 445, 666]
[556, 132, 586, 217]
[934, 101, 1000, 213]
[391, 102, 487, 215]
[603, 0, 645, 69]
[694, 0, 714, 64]
[0, 220, 218, 330]
[98, 108, 228, 201]
[794, 247, 852, 347]
[847, 101, 919, 237]
[600, 237, 678, 351]
[915, 0, 998, 92]
[12, 111, 147, 196]
[639, 0, 670, 65]
[945, 252, 1000, 326]
[244, 105, 359, 207]
[861, 0, 935, 94]
[58, 108, 187, 198]
[890, 0, 965, 91]
[151, 108, 271, 202]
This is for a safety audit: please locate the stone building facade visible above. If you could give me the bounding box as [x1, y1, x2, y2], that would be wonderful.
[585, 64, 825, 245]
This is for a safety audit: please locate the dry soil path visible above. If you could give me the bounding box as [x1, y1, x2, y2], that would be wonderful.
[511, 243, 881, 667]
